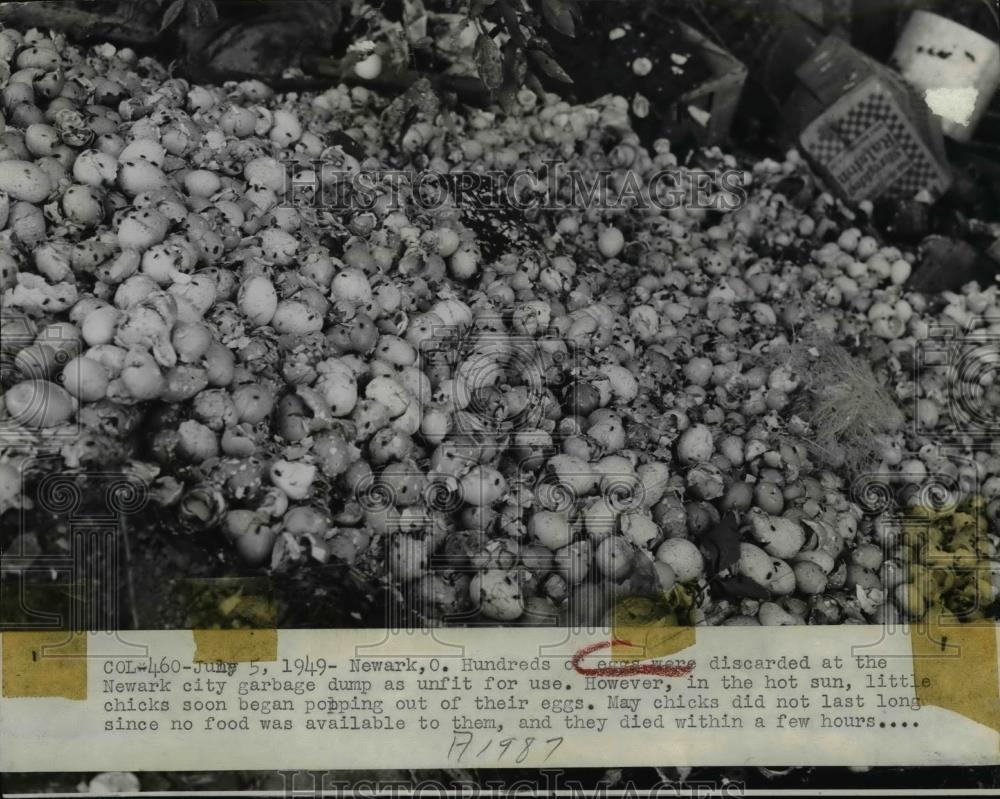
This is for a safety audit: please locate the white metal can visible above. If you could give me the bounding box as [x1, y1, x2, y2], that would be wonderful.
[891, 10, 1000, 142]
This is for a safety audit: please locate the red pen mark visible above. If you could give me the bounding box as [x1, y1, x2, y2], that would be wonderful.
[571, 639, 695, 677]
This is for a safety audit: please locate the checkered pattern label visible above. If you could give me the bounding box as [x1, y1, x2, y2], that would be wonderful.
[801, 82, 950, 202]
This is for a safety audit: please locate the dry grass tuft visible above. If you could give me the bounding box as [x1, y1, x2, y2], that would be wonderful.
[763, 334, 905, 475]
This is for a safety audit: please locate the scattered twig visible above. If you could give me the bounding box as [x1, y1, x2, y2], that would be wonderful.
[304, 56, 490, 103]
[684, 1, 727, 51]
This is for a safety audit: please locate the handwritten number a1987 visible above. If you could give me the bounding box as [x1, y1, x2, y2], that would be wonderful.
[447, 733, 563, 763]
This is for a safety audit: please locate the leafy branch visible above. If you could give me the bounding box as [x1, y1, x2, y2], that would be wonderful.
[156, 0, 218, 32]
[470, 0, 580, 109]
[3, 0, 584, 111]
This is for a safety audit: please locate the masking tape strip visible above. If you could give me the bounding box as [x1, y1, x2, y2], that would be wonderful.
[611, 595, 696, 663]
[912, 621, 1000, 737]
[905, 502, 1000, 739]
[1, 631, 88, 700]
[612, 625, 696, 662]
[178, 576, 280, 628]
[192, 629, 277, 663]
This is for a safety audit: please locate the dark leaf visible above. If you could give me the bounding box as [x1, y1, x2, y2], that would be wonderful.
[502, 40, 528, 87]
[159, 0, 187, 31]
[541, 0, 577, 37]
[714, 574, 771, 601]
[528, 48, 573, 83]
[698, 512, 741, 575]
[398, 104, 420, 146]
[474, 32, 504, 91]
[188, 0, 206, 27]
[527, 35, 555, 56]
[327, 130, 366, 163]
[199, 0, 219, 24]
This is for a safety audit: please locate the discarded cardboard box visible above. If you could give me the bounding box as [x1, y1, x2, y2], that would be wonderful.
[785, 35, 952, 203]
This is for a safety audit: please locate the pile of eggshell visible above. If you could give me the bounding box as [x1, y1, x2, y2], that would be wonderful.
[1, 25, 998, 628]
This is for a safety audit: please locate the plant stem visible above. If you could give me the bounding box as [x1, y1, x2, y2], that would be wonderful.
[497, 0, 528, 48]
[119, 512, 141, 631]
